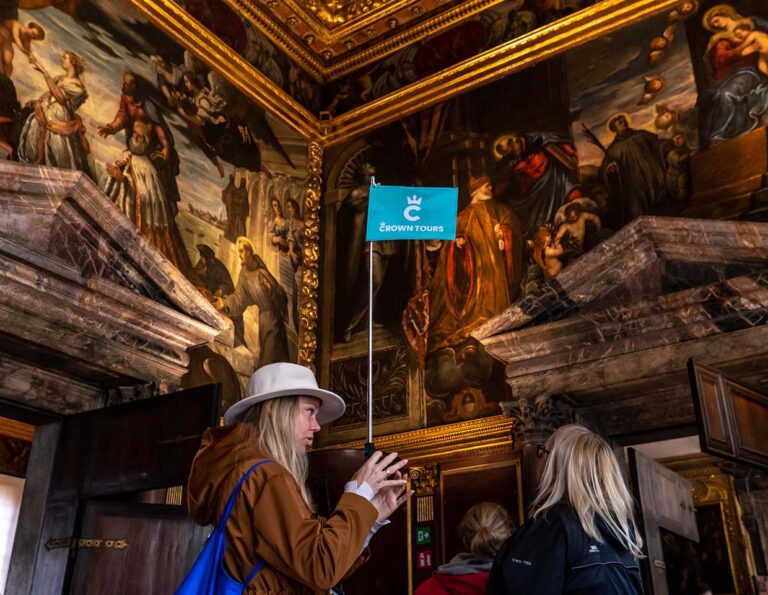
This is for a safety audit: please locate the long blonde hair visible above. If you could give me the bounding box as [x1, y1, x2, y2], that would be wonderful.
[458, 502, 514, 557]
[531, 425, 644, 558]
[241, 396, 314, 510]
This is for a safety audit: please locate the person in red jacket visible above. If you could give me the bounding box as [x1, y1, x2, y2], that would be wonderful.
[415, 502, 514, 595]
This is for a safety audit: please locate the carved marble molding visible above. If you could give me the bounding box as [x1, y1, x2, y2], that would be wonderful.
[476, 217, 768, 438]
[0, 162, 228, 412]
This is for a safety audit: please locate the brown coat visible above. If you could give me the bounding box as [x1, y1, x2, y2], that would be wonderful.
[187, 423, 378, 594]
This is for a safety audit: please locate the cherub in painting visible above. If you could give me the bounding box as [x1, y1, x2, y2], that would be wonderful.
[553, 201, 602, 252]
[732, 20, 768, 76]
[0, 21, 44, 77]
[527, 225, 566, 280]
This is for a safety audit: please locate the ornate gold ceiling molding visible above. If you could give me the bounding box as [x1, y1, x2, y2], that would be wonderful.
[317, 414, 516, 463]
[132, 0, 683, 147]
[324, 0, 507, 78]
[323, 0, 684, 145]
[229, 0, 505, 79]
[224, 0, 326, 81]
[129, 0, 322, 139]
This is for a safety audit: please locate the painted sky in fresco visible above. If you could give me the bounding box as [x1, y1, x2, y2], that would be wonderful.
[14, 0, 296, 216]
[566, 13, 699, 169]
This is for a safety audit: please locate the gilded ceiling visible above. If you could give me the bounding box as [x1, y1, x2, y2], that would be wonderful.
[134, 0, 686, 143]
[228, 0, 509, 78]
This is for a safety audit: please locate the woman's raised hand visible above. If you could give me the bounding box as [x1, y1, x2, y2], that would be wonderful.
[350, 451, 408, 494]
[371, 470, 412, 523]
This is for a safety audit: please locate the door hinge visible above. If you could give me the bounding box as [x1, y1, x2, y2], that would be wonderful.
[45, 538, 128, 551]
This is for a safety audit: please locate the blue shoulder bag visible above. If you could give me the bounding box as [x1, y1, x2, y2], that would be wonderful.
[176, 460, 272, 595]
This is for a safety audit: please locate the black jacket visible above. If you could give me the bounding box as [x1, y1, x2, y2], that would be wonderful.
[487, 503, 643, 595]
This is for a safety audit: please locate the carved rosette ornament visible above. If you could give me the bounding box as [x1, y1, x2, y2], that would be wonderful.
[500, 394, 574, 446]
[298, 140, 323, 371]
[409, 464, 437, 496]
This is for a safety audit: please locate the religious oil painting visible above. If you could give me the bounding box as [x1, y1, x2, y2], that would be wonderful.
[0, 0, 308, 374]
[321, 0, 768, 433]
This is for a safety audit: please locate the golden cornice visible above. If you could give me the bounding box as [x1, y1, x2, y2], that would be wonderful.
[316, 414, 515, 463]
[226, 0, 326, 81]
[134, 0, 683, 147]
[229, 0, 505, 80]
[324, 0, 506, 79]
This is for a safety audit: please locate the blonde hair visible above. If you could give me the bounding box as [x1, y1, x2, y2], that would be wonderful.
[532, 425, 644, 558]
[458, 502, 514, 557]
[241, 396, 314, 510]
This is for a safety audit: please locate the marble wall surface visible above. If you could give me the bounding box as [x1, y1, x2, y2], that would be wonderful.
[0, 162, 228, 414]
[476, 216, 768, 438]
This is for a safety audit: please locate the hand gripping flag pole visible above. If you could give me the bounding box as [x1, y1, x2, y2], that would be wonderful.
[363, 179, 458, 460]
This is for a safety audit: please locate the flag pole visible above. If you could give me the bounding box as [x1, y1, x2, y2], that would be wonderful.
[364, 241, 375, 459]
[364, 176, 378, 460]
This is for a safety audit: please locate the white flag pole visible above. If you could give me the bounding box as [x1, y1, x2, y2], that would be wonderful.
[365, 176, 379, 459]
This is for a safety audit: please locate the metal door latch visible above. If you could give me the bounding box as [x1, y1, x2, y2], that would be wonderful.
[45, 538, 128, 551]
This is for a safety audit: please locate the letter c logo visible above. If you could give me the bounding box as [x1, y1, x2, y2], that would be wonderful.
[403, 205, 421, 222]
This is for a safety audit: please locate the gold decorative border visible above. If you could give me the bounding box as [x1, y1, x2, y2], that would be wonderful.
[298, 140, 324, 371]
[323, 0, 508, 78]
[323, 0, 683, 144]
[231, 0, 510, 79]
[224, 0, 326, 81]
[133, 0, 682, 146]
[316, 414, 515, 462]
[664, 455, 756, 595]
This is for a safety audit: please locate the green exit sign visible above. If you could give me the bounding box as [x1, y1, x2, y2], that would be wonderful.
[416, 526, 431, 545]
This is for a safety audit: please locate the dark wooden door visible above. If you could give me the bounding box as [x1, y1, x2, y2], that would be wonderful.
[12, 384, 220, 595]
[68, 501, 208, 594]
[629, 448, 699, 595]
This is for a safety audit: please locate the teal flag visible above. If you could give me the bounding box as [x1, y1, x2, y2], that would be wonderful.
[366, 184, 458, 241]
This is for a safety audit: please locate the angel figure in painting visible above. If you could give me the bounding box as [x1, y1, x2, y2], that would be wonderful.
[553, 201, 602, 253]
[17, 51, 91, 178]
[527, 226, 566, 280]
[0, 20, 44, 77]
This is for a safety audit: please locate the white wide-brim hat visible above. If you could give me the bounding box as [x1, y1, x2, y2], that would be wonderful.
[223, 362, 346, 425]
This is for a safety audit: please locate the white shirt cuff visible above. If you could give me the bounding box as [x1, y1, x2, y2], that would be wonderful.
[344, 480, 374, 501]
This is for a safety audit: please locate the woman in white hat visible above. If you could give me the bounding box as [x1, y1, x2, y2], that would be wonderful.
[186, 362, 410, 594]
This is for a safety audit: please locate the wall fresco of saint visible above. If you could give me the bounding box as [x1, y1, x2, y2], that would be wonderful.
[0, 0, 308, 373]
[322, 1, 768, 433]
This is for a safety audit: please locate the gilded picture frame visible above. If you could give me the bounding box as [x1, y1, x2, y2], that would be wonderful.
[665, 455, 757, 595]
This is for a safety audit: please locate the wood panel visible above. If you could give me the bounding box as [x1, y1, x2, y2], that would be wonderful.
[689, 359, 768, 470]
[68, 501, 208, 595]
[629, 448, 698, 595]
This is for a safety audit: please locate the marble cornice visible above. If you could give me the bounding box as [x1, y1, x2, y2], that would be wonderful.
[0, 162, 229, 411]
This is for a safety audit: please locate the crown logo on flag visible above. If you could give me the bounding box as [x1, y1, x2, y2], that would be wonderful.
[407, 194, 423, 206]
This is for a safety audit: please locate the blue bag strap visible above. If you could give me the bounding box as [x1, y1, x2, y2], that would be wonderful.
[218, 459, 272, 591]
[218, 459, 272, 530]
[243, 559, 265, 588]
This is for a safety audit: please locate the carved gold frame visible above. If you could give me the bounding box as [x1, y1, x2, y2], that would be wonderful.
[127, 0, 686, 367]
[664, 455, 756, 595]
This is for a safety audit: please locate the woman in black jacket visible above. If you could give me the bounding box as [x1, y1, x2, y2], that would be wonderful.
[488, 425, 644, 595]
